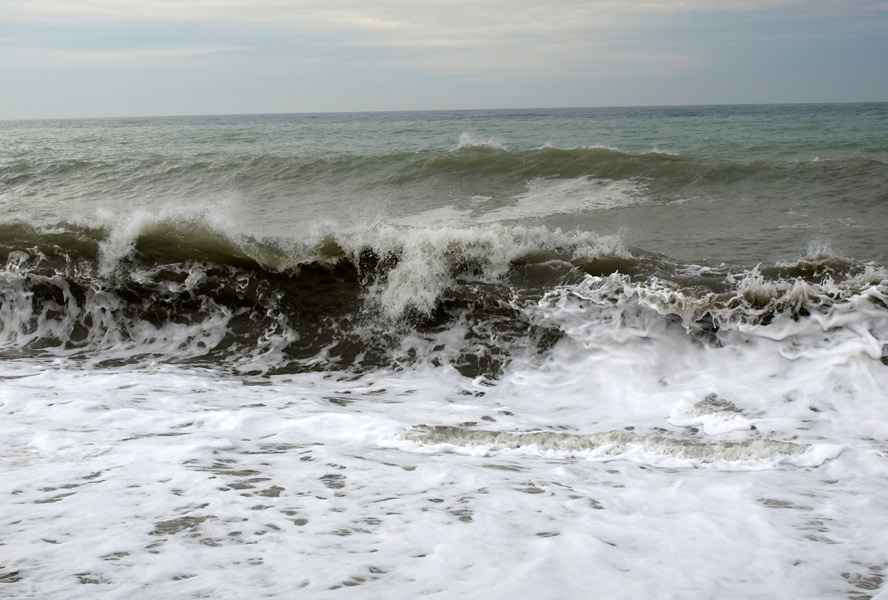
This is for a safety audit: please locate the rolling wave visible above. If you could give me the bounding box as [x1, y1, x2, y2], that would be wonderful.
[4, 145, 886, 208]
[1, 218, 886, 376]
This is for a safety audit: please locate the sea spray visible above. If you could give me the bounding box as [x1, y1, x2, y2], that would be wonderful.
[2, 105, 888, 599]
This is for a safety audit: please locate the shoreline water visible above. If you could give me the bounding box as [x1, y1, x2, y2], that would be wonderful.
[2, 104, 887, 598]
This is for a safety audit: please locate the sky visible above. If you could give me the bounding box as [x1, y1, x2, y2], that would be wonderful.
[1, 0, 887, 118]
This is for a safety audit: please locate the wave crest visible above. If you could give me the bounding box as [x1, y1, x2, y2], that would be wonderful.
[2, 219, 886, 375]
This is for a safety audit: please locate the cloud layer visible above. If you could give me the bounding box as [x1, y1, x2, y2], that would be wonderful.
[2, 0, 886, 117]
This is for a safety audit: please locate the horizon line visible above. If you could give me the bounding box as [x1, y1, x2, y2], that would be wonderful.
[4, 100, 887, 123]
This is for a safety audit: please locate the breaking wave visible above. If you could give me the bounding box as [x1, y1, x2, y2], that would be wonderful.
[1, 216, 886, 377]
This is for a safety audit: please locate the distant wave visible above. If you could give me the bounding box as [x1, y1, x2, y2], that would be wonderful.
[5, 145, 885, 211]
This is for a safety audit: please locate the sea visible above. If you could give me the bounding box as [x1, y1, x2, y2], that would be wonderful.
[1, 103, 887, 599]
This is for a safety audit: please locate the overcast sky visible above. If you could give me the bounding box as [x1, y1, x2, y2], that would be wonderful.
[2, 0, 887, 118]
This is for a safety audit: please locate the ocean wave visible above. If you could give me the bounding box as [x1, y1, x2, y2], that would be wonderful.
[5, 145, 885, 212]
[1, 219, 886, 376]
[455, 132, 507, 150]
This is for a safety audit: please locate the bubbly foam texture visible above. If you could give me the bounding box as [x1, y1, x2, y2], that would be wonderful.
[2, 276, 886, 598]
[536, 268, 888, 332]
[4, 104, 888, 599]
[2, 254, 888, 598]
[394, 425, 837, 469]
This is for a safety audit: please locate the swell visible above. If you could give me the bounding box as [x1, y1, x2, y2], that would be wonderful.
[4, 147, 886, 207]
[1, 221, 886, 376]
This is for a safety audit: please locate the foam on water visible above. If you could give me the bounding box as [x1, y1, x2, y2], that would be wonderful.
[2, 311, 887, 599]
[395, 176, 642, 229]
[333, 223, 627, 318]
[392, 425, 839, 469]
[455, 132, 507, 150]
[3, 252, 888, 598]
[475, 176, 644, 222]
[3, 105, 888, 598]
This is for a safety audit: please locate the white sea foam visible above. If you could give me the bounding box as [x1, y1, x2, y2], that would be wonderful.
[4, 105, 888, 599]
[334, 223, 627, 318]
[389, 426, 840, 470]
[70, 203, 635, 322]
[392, 176, 641, 229]
[2, 200, 888, 599]
[455, 132, 506, 150]
[391, 204, 471, 227]
[475, 176, 644, 223]
[3, 259, 888, 598]
[2, 298, 887, 599]
[93, 201, 243, 274]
